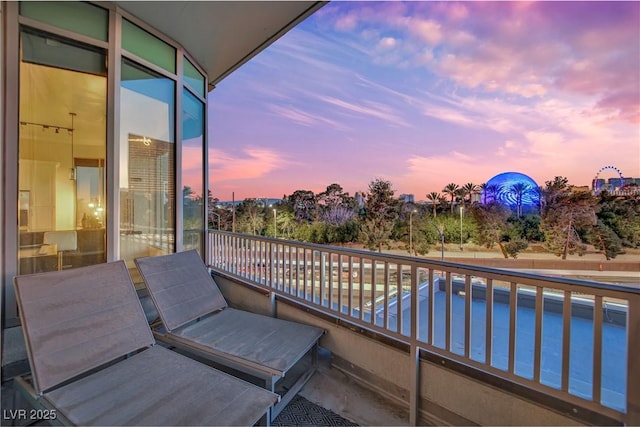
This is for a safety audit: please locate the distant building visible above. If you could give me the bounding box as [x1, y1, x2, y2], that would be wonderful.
[592, 176, 640, 194]
[570, 185, 591, 193]
[470, 191, 482, 204]
[482, 171, 540, 212]
[216, 198, 281, 208]
[592, 178, 606, 191]
[398, 194, 414, 203]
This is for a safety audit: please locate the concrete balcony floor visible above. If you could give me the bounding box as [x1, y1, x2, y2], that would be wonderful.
[277, 347, 408, 426]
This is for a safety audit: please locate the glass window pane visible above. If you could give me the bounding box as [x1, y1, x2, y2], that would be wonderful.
[20, 1, 108, 41]
[18, 31, 107, 275]
[22, 31, 107, 76]
[122, 19, 176, 74]
[120, 59, 176, 266]
[183, 57, 205, 97]
[182, 88, 204, 253]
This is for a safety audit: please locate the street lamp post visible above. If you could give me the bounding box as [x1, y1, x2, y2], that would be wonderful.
[409, 209, 417, 256]
[459, 206, 464, 251]
[273, 208, 277, 238]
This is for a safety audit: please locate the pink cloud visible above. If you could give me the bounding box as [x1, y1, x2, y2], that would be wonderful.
[396, 119, 639, 198]
[316, 94, 409, 126]
[324, 2, 639, 124]
[595, 91, 640, 124]
[406, 18, 443, 46]
[377, 36, 397, 50]
[269, 104, 348, 130]
[210, 2, 639, 201]
[209, 147, 290, 183]
[182, 145, 204, 196]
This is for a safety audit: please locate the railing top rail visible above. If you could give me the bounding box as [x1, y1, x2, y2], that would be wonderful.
[208, 230, 640, 297]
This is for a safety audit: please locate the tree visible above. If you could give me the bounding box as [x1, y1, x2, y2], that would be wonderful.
[540, 176, 569, 209]
[508, 214, 544, 242]
[282, 190, 317, 222]
[321, 206, 356, 226]
[235, 198, 265, 235]
[470, 202, 513, 258]
[207, 192, 232, 231]
[442, 183, 461, 213]
[479, 183, 488, 204]
[181, 186, 203, 230]
[317, 183, 356, 211]
[359, 178, 399, 252]
[590, 220, 623, 260]
[481, 183, 500, 204]
[595, 190, 640, 248]
[460, 182, 478, 206]
[426, 192, 441, 218]
[509, 182, 532, 218]
[316, 184, 358, 235]
[540, 177, 597, 259]
[265, 210, 296, 239]
[504, 239, 529, 259]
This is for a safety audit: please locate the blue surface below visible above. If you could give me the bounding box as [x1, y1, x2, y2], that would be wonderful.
[379, 285, 627, 411]
[278, 276, 627, 412]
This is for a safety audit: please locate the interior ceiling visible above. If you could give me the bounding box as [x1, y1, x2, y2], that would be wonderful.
[20, 63, 106, 149]
[114, 1, 326, 90]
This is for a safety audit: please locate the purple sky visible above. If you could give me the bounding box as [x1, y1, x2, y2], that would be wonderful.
[208, 1, 640, 201]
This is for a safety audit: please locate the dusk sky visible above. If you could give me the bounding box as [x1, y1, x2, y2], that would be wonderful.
[208, 1, 640, 201]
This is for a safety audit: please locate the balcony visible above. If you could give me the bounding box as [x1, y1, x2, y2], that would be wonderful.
[206, 230, 639, 426]
[2, 230, 638, 426]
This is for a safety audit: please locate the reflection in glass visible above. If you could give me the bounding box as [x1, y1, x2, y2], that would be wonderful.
[182, 88, 204, 253]
[18, 31, 106, 274]
[119, 59, 175, 264]
[183, 57, 205, 97]
[76, 159, 105, 229]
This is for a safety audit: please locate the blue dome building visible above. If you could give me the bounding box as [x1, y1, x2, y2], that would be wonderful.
[482, 172, 540, 212]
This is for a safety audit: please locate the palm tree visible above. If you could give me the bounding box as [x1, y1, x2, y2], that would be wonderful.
[483, 184, 500, 204]
[461, 182, 478, 206]
[509, 183, 532, 218]
[442, 183, 460, 213]
[479, 183, 488, 204]
[426, 192, 441, 218]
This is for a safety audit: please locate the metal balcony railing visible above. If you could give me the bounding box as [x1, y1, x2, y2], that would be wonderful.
[206, 230, 640, 425]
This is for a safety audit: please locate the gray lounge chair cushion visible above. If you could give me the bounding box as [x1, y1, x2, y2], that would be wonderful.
[45, 345, 278, 426]
[135, 250, 227, 331]
[14, 261, 154, 393]
[172, 308, 325, 376]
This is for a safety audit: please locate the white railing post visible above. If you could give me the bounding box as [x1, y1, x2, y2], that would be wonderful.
[409, 264, 420, 426]
[269, 240, 275, 288]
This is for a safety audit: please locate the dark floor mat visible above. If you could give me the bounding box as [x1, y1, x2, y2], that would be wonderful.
[273, 395, 358, 426]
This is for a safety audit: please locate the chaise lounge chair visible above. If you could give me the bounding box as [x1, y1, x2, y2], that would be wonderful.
[13, 261, 278, 426]
[134, 250, 325, 421]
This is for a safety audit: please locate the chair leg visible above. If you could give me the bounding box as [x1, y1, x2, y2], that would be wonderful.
[57, 252, 63, 271]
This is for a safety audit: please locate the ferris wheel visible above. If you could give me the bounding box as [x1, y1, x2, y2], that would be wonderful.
[593, 165, 624, 193]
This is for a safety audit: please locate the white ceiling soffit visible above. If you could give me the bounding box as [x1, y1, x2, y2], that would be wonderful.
[114, 1, 327, 91]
